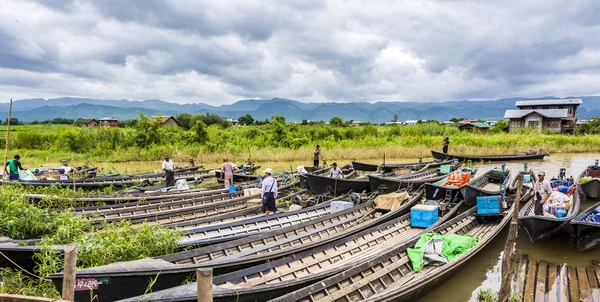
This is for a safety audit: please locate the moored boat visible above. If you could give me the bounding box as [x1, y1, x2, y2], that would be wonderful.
[268, 201, 513, 302]
[518, 172, 581, 244]
[424, 169, 473, 202]
[305, 172, 370, 195]
[352, 159, 454, 172]
[578, 160, 600, 198]
[50, 191, 425, 301]
[459, 168, 510, 205]
[570, 201, 600, 251]
[431, 149, 548, 162]
[368, 168, 451, 194]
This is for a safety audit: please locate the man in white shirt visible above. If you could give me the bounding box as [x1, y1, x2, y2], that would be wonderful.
[261, 168, 278, 216]
[162, 155, 175, 187]
[531, 171, 552, 215]
[329, 162, 344, 179]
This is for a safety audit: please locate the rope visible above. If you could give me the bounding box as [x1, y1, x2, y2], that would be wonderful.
[0, 250, 46, 280]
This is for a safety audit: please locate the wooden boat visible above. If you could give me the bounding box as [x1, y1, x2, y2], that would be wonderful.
[83, 184, 295, 226]
[305, 172, 370, 195]
[49, 192, 425, 301]
[352, 159, 454, 172]
[177, 194, 355, 247]
[266, 201, 513, 302]
[518, 179, 581, 244]
[508, 170, 537, 199]
[424, 169, 473, 202]
[17, 170, 214, 188]
[117, 196, 465, 302]
[570, 201, 600, 251]
[431, 149, 548, 162]
[578, 162, 600, 198]
[368, 168, 450, 194]
[459, 168, 510, 205]
[299, 166, 333, 190]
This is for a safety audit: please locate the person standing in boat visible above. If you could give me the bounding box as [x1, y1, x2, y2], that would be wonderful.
[531, 171, 552, 215]
[329, 162, 344, 179]
[261, 168, 278, 216]
[5, 155, 25, 181]
[221, 158, 234, 189]
[442, 137, 450, 154]
[162, 155, 175, 187]
[313, 145, 322, 167]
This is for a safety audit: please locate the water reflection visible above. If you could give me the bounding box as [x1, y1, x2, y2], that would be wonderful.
[419, 153, 600, 302]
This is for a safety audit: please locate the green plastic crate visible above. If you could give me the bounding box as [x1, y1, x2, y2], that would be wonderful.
[440, 165, 451, 173]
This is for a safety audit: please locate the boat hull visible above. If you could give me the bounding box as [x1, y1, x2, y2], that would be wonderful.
[431, 150, 547, 162]
[368, 172, 447, 194]
[518, 189, 581, 244]
[571, 201, 600, 251]
[305, 174, 370, 195]
[579, 178, 600, 199]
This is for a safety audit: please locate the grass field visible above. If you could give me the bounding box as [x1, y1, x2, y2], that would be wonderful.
[0, 123, 599, 171]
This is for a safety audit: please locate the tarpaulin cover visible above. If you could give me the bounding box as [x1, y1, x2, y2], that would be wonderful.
[407, 233, 481, 272]
[374, 191, 409, 211]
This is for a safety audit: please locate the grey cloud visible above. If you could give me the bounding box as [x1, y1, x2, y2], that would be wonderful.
[0, 0, 599, 104]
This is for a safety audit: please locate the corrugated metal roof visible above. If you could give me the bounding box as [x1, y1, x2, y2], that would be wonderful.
[459, 122, 490, 128]
[504, 109, 569, 119]
[515, 99, 582, 106]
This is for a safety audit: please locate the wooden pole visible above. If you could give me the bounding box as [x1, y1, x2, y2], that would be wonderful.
[499, 174, 523, 301]
[62, 244, 78, 301]
[2, 99, 12, 185]
[247, 145, 252, 164]
[197, 268, 213, 302]
[71, 152, 76, 192]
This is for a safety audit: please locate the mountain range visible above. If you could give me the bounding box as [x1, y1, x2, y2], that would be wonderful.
[1, 96, 599, 123]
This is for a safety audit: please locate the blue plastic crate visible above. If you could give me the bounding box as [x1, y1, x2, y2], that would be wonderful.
[411, 205, 439, 228]
[477, 196, 501, 215]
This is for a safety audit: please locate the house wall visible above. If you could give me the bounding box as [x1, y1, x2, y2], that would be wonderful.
[99, 120, 118, 127]
[83, 121, 98, 128]
[163, 118, 180, 127]
[516, 104, 579, 121]
[509, 115, 563, 133]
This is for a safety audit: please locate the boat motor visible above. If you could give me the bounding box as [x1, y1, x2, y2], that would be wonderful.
[559, 168, 566, 180]
[378, 184, 388, 195]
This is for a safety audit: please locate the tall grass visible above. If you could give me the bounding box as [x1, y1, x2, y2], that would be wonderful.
[3, 124, 600, 166]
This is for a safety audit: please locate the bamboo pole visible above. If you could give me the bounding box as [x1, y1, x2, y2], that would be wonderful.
[2, 99, 13, 185]
[62, 244, 78, 301]
[71, 152, 76, 191]
[499, 174, 523, 301]
[197, 268, 213, 302]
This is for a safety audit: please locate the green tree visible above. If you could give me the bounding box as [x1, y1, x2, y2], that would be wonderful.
[190, 120, 208, 144]
[301, 119, 308, 125]
[176, 113, 193, 129]
[489, 120, 509, 134]
[329, 116, 344, 127]
[195, 113, 231, 128]
[392, 114, 398, 122]
[238, 114, 255, 126]
[272, 115, 286, 124]
[4, 118, 19, 125]
[449, 117, 463, 124]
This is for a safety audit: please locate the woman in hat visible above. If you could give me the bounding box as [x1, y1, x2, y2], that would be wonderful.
[261, 168, 278, 216]
[162, 155, 175, 187]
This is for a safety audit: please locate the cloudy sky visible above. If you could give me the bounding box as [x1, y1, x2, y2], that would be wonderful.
[1, 0, 599, 105]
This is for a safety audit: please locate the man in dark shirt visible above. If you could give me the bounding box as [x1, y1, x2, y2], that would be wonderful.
[5, 155, 25, 180]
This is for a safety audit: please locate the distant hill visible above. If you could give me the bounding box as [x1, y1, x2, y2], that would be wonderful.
[1, 96, 598, 122]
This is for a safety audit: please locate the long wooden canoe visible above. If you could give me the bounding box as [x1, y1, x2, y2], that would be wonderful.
[49, 192, 425, 301]
[368, 168, 450, 194]
[269, 202, 513, 302]
[352, 159, 454, 172]
[431, 150, 548, 162]
[118, 196, 463, 302]
[305, 173, 370, 195]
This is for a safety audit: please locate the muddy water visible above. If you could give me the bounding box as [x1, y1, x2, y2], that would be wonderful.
[418, 153, 600, 302]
